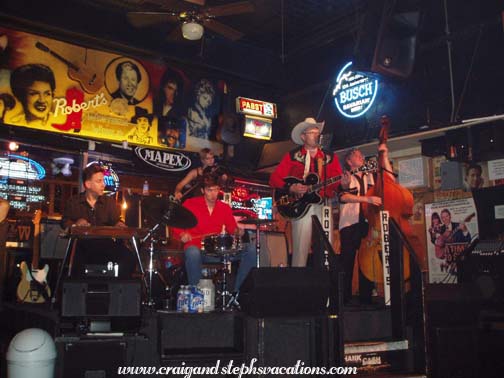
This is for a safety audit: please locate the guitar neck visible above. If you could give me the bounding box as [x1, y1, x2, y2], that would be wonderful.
[310, 174, 343, 192]
[35, 42, 78, 71]
[310, 166, 365, 192]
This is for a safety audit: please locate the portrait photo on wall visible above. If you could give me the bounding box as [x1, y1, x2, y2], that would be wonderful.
[186, 78, 220, 140]
[425, 198, 478, 284]
[461, 161, 489, 192]
[105, 57, 150, 113]
[154, 67, 189, 149]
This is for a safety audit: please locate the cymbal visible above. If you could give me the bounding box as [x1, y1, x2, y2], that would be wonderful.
[161, 201, 197, 229]
[239, 218, 277, 225]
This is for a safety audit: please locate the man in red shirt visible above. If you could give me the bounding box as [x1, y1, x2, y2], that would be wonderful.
[173, 175, 255, 291]
[269, 117, 342, 267]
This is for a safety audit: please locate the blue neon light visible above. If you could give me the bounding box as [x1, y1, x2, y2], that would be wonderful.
[333, 61, 378, 118]
[9, 154, 46, 180]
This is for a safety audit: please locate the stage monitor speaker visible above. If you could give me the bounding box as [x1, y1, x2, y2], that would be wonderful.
[245, 316, 331, 370]
[240, 267, 330, 317]
[62, 279, 141, 317]
[56, 337, 127, 378]
[432, 327, 478, 378]
[353, 0, 421, 79]
[159, 312, 243, 357]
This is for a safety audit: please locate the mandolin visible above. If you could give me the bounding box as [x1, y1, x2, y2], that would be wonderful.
[17, 210, 51, 303]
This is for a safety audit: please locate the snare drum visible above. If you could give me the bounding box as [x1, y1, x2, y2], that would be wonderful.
[201, 233, 242, 256]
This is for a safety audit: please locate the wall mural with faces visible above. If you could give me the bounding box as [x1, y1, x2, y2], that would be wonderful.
[0, 26, 223, 154]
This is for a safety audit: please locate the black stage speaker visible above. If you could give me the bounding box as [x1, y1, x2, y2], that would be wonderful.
[240, 268, 330, 317]
[353, 0, 421, 79]
[62, 279, 141, 317]
[159, 311, 244, 358]
[432, 327, 478, 378]
[56, 337, 128, 378]
[245, 316, 331, 371]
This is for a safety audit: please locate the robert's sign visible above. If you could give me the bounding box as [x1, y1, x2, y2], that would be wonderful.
[332, 61, 378, 118]
[134, 147, 192, 172]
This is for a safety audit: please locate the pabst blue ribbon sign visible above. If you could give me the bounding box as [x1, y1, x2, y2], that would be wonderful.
[332, 61, 378, 118]
[135, 147, 192, 172]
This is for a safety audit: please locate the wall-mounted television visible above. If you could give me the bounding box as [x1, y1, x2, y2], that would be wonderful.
[252, 197, 273, 220]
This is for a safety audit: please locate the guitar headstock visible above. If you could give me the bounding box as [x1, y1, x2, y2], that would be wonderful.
[360, 159, 378, 174]
[32, 209, 42, 225]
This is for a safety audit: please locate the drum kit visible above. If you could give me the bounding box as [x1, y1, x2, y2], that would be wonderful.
[139, 198, 277, 310]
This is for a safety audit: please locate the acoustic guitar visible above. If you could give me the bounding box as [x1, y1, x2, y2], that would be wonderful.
[35, 41, 103, 94]
[16, 210, 51, 303]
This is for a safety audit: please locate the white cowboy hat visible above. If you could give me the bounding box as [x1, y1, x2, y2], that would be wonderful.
[290, 117, 325, 145]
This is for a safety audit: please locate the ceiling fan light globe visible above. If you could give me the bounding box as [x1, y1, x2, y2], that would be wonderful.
[182, 22, 204, 40]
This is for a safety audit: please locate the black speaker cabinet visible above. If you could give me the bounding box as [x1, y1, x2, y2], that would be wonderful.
[62, 279, 141, 317]
[159, 311, 244, 358]
[56, 337, 127, 378]
[353, 0, 421, 79]
[245, 316, 331, 371]
[240, 268, 330, 317]
[432, 327, 478, 378]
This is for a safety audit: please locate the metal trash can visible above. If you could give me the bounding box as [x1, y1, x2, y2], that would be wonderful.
[7, 328, 57, 378]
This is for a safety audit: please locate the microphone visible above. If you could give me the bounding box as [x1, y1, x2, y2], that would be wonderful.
[318, 133, 324, 147]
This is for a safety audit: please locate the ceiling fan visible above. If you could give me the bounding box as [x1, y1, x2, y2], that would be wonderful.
[126, 0, 255, 41]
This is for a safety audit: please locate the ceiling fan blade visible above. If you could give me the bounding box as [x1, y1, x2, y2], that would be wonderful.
[185, 0, 205, 5]
[142, 0, 195, 11]
[203, 19, 244, 41]
[127, 12, 178, 28]
[203, 1, 254, 18]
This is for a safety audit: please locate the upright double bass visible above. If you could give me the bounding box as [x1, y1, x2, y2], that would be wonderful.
[357, 116, 418, 293]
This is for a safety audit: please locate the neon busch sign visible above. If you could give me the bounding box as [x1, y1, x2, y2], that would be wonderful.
[332, 61, 378, 118]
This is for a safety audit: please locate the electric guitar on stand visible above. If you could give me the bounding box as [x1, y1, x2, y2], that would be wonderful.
[17, 210, 51, 303]
[274, 160, 377, 220]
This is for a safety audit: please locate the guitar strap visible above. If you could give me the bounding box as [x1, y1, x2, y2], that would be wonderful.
[303, 152, 311, 180]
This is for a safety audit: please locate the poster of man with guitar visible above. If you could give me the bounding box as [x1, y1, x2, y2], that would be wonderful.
[269, 117, 343, 267]
[425, 199, 478, 283]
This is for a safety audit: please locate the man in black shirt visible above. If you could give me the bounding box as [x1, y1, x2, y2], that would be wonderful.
[62, 164, 136, 278]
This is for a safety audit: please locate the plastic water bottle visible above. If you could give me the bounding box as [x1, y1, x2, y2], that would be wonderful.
[176, 285, 185, 312]
[181, 286, 190, 313]
[197, 278, 215, 312]
[142, 180, 149, 196]
[189, 286, 204, 313]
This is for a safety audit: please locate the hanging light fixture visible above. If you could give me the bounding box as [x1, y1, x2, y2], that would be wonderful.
[181, 21, 204, 40]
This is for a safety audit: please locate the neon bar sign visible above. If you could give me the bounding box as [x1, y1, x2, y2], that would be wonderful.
[332, 61, 378, 118]
[236, 97, 277, 119]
